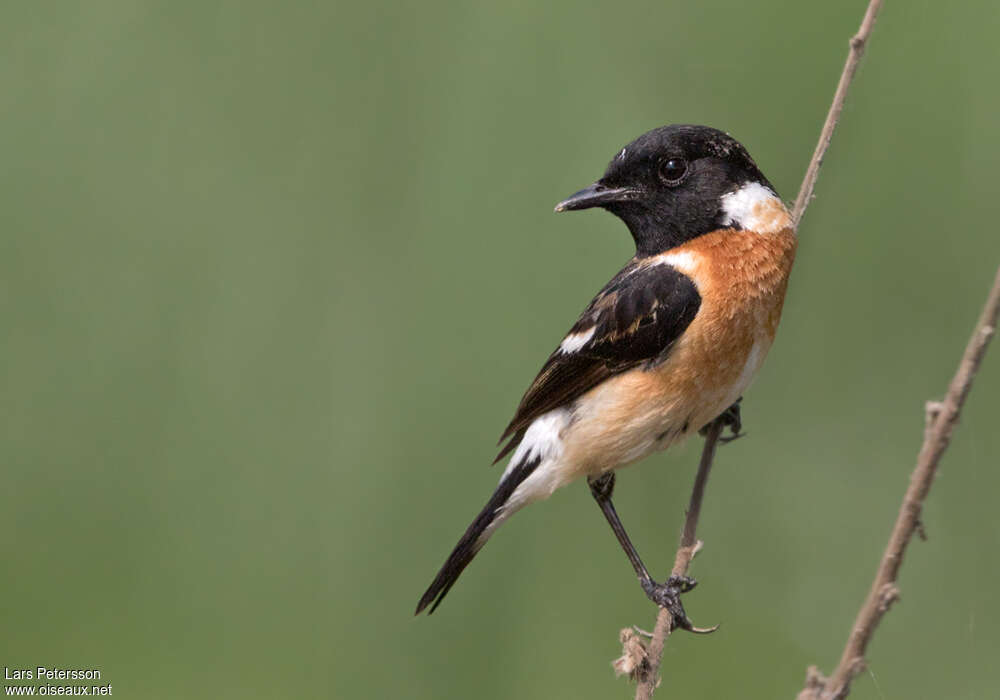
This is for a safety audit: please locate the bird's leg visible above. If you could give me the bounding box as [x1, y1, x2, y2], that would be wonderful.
[587, 473, 700, 631]
[702, 396, 745, 444]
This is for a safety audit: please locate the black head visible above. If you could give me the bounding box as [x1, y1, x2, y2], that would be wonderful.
[555, 125, 779, 257]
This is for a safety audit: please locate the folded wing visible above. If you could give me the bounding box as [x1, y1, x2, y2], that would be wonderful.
[496, 260, 702, 462]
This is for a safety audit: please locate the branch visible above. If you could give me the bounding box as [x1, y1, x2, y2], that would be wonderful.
[792, 0, 884, 225]
[798, 265, 1000, 700]
[631, 419, 724, 700]
[619, 0, 885, 694]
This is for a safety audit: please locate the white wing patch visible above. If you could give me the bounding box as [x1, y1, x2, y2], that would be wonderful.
[502, 409, 569, 481]
[497, 408, 579, 516]
[559, 326, 596, 354]
[654, 250, 697, 275]
[719, 182, 792, 234]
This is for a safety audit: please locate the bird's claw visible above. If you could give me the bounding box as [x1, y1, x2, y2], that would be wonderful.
[719, 431, 745, 445]
[702, 398, 744, 444]
[640, 575, 717, 633]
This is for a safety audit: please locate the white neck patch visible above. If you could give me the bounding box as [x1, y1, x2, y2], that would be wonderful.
[719, 182, 792, 234]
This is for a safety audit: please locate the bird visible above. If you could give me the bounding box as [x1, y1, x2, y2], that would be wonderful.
[415, 124, 797, 627]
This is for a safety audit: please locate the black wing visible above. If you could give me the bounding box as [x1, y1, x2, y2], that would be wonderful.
[495, 260, 701, 463]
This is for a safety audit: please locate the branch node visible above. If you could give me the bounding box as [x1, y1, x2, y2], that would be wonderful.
[795, 665, 828, 700]
[924, 400, 944, 443]
[848, 657, 868, 679]
[925, 400, 943, 422]
[877, 583, 901, 612]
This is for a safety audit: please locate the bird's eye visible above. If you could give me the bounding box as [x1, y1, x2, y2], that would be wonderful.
[659, 158, 688, 184]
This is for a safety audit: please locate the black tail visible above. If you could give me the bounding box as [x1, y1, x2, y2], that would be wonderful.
[415, 455, 541, 615]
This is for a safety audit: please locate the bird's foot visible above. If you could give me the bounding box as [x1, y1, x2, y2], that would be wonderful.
[701, 398, 745, 444]
[640, 575, 717, 633]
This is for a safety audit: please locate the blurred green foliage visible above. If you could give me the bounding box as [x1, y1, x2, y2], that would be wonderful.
[1, 1, 998, 698]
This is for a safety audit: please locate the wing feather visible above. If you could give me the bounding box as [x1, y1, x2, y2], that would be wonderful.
[495, 261, 701, 462]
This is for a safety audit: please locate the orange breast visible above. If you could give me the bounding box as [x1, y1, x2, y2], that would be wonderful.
[655, 226, 798, 407]
[560, 226, 797, 475]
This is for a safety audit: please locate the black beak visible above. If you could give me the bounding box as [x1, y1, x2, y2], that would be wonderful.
[554, 183, 639, 212]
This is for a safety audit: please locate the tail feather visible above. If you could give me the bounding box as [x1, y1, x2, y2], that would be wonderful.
[493, 426, 527, 465]
[415, 455, 541, 615]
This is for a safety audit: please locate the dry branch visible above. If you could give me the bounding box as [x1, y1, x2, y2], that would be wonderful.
[631, 420, 723, 700]
[621, 0, 885, 696]
[792, 0, 884, 226]
[798, 266, 1000, 699]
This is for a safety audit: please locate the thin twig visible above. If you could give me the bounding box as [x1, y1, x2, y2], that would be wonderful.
[798, 265, 1000, 700]
[624, 1, 885, 695]
[633, 420, 723, 700]
[792, 0, 884, 226]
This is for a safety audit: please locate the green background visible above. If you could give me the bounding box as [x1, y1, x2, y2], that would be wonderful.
[2, 1, 998, 698]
